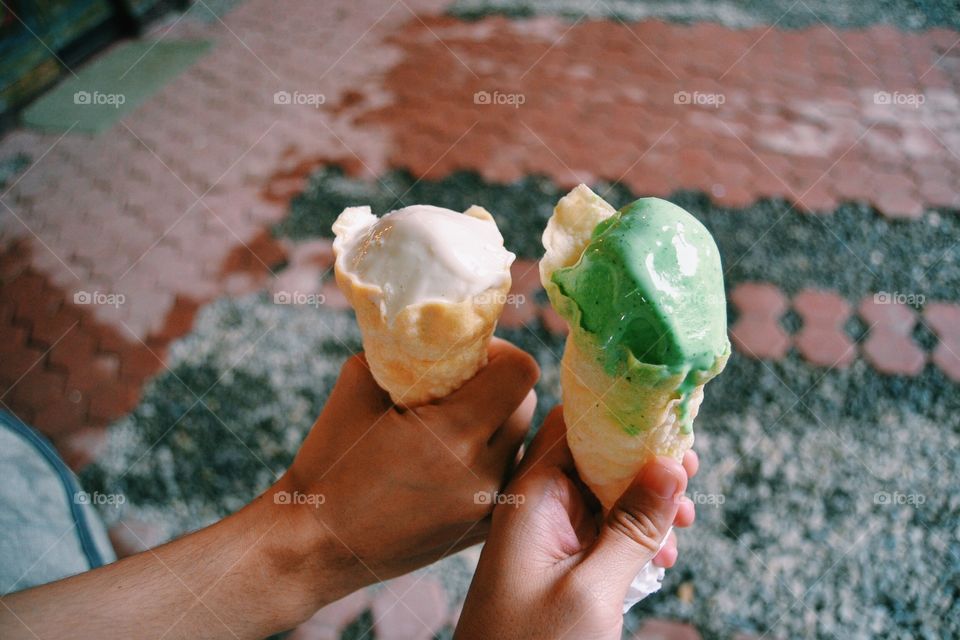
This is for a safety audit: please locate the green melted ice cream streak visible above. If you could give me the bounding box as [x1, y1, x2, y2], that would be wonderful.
[551, 197, 728, 432]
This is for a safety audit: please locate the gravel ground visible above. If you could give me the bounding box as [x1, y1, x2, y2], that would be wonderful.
[448, 0, 960, 30]
[83, 169, 960, 639]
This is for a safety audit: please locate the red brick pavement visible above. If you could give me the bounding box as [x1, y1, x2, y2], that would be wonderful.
[358, 16, 959, 218]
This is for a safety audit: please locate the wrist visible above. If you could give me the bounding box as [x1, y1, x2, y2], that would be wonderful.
[238, 475, 358, 628]
[251, 473, 364, 619]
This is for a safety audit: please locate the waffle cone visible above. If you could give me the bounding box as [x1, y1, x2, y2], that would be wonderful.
[333, 205, 511, 407]
[561, 334, 727, 509]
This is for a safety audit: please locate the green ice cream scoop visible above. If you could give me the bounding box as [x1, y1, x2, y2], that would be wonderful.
[551, 197, 728, 382]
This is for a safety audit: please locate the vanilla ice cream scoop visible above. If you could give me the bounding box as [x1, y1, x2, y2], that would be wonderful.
[332, 203, 515, 406]
[334, 204, 514, 321]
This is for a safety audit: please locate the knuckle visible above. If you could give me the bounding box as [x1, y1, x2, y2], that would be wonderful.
[452, 437, 480, 464]
[608, 506, 664, 554]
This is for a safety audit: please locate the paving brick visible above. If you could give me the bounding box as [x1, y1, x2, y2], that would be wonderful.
[794, 185, 839, 214]
[923, 302, 960, 380]
[108, 519, 165, 558]
[0, 345, 48, 383]
[499, 292, 538, 329]
[730, 282, 788, 318]
[793, 289, 851, 324]
[287, 239, 334, 270]
[923, 303, 960, 340]
[863, 328, 927, 376]
[793, 289, 855, 368]
[372, 575, 448, 640]
[510, 259, 542, 296]
[120, 346, 166, 380]
[33, 397, 87, 439]
[0, 323, 27, 353]
[5, 272, 48, 310]
[730, 316, 791, 360]
[48, 330, 97, 371]
[540, 304, 569, 336]
[794, 326, 856, 368]
[88, 382, 142, 422]
[320, 279, 351, 311]
[289, 589, 370, 640]
[858, 297, 917, 334]
[932, 343, 960, 382]
[871, 189, 924, 219]
[9, 369, 66, 409]
[359, 15, 954, 217]
[151, 297, 202, 342]
[633, 618, 701, 640]
[55, 424, 107, 471]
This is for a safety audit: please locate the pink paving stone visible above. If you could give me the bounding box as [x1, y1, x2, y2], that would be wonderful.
[57, 426, 108, 471]
[923, 302, 960, 341]
[730, 282, 788, 318]
[270, 265, 324, 298]
[223, 272, 263, 296]
[794, 327, 856, 368]
[932, 343, 960, 382]
[320, 278, 351, 311]
[792, 289, 851, 324]
[510, 259, 543, 295]
[287, 239, 334, 270]
[108, 519, 165, 559]
[863, 329, 927, 376]
[633, 618, 701, 640]
[540, 304, 569, 336]
[499, 292, 539, 329]
[794, 186, 839, 214]
[871, 189, 924, 220]
[730, 317, 791, 360]
[713, 184, 756, 209]
[857, 296, 917, 334]
[371, 575, 449, 640]
[289, 589, 370, 640]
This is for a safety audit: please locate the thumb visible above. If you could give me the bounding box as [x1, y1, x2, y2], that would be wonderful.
[579, 457, 686, 590]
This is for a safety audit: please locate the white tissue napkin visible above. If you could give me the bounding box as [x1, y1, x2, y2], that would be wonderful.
[622, 526, 672, 613]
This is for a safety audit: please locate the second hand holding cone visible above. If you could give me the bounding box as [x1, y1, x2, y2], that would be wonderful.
[333, 204, 515, 407]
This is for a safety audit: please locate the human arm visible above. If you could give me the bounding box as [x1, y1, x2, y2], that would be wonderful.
[0, 338, 539, 639]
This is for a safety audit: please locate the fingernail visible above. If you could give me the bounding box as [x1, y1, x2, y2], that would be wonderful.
[640, 461, 681, 500]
